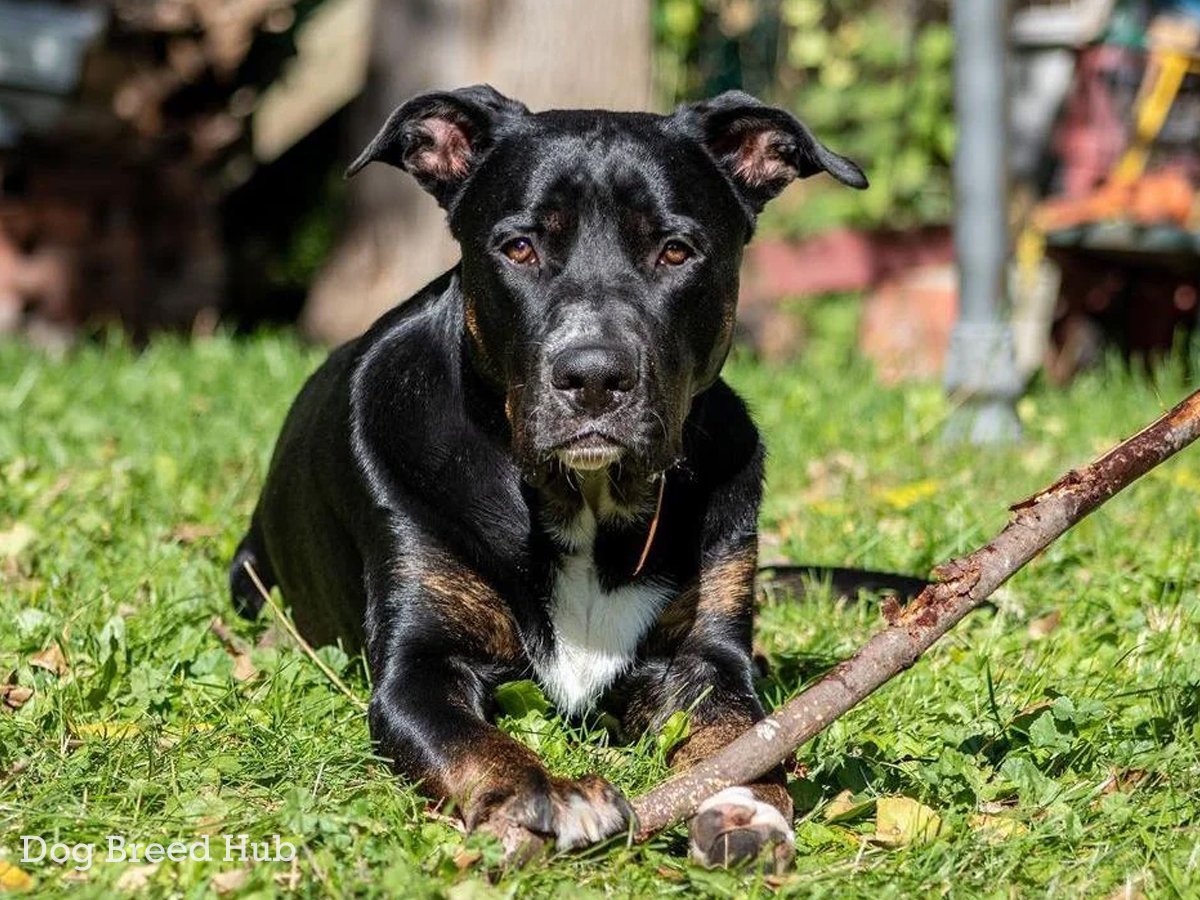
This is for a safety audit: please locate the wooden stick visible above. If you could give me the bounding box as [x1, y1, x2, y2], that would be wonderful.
[630, 388, 1200, 839]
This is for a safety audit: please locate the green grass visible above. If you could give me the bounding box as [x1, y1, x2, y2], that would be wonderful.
[1, 304, 1198, 898]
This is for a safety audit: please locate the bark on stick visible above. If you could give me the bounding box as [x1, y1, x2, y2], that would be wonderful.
[631, 388, 1200, 839]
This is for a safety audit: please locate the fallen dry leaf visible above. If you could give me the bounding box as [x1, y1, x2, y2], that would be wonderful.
[822, 789, 876, 823]
[452, 848, 482, 871]
[872, 796, 943, 847]
[1028, 610, 1061, 639]
[255, 623, 290, 650]
[1011, 700, 1054, 731]
[114, 864, 158, 892]
[29, 643, 69, 677]
[1, 759, 30, 781]
[231, 653, 257, 682]
[968, 813, 1028, 842]
[211, 869, 248, 895]
[210, 618, 257, 682]
[1099, 768, 1151, 798]
[1, 684, 33, 711]
[978, 797, 1020, 814]
[0, 860, 34, 891]
[168, 523, 219, 544]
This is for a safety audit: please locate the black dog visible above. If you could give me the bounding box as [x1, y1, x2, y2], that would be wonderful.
[231, 85, 866, 866]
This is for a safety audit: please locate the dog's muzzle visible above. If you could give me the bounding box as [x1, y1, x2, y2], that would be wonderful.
[545, 341, 642, 472]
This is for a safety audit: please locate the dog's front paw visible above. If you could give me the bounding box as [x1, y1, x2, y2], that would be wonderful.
[473, 772, 632, 861]
[689, 786, 795, 872]
[543, 774, 634, 849]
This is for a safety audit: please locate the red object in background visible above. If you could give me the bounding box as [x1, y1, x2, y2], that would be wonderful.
[858, 264, 958, 384]
[737, 227, 954, 360]
[740, 227, 955, 304]
[1053, 45, 1140, 197]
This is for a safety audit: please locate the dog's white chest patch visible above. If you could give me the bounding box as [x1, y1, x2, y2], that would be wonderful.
[536, 507, 669, 717]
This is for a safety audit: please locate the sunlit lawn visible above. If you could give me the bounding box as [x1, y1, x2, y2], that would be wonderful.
[1, 301, 1197, 897]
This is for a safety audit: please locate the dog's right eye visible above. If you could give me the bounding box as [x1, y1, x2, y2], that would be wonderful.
[501, 238, 538, 266]
[657, 239, 693, 267]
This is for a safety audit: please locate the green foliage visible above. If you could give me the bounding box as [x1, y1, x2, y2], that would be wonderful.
[1, 315, 1199, 895]
[656, 0, 955, 235]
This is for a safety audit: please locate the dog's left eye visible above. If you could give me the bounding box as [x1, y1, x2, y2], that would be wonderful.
[502, 237, 538, 266]
[658, 240, 693, 267]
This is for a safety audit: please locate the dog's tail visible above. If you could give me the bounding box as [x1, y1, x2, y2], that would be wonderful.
[757, 564, 928, 602]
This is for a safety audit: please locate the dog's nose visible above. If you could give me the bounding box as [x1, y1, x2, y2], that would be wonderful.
[550, 344, 639, 414]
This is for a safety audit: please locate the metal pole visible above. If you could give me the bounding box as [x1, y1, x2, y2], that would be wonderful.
[943, 0, 1023, 444]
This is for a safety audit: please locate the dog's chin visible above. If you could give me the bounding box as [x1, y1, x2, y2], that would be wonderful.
[554, 434, 625, 472]
[516, 413, 679, 487]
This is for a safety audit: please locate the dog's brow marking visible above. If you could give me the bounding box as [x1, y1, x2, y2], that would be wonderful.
[538, 504, 671, 716]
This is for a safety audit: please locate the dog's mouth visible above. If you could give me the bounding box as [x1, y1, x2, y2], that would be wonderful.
[554, 432, 625, 472]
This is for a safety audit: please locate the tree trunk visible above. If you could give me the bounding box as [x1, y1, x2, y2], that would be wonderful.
[302, 0, 654, 342]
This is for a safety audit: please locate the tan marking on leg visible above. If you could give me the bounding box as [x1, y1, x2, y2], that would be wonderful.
[699, 547, 757, 617]
[435, 731, 544, 826]
[653, 583, 699, 646]
[651, 545, 758, 648]
[396, 552, 522, 660]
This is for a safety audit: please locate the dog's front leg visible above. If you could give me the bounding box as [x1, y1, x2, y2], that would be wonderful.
[366, 589, 631, 860]
[622, 543, 794, 870]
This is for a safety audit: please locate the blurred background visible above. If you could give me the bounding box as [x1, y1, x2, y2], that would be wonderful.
[0, 0, 1198, 388]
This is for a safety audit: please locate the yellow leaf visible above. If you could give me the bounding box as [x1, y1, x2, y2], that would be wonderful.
[72, 722, 141, 740]
[822, 789, 875, 823]
[872, 796, 943, 847]
[0, 860, 34, 891]
[968, 813, 1028, 842]
[875, 479, 941, 510]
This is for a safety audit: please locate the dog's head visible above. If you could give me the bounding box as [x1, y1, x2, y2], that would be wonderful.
[349, 86, 865, 500]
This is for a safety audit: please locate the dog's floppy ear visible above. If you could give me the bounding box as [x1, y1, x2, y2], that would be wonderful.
[346, 84, 528, 208]
[681, 90, 867, 214]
